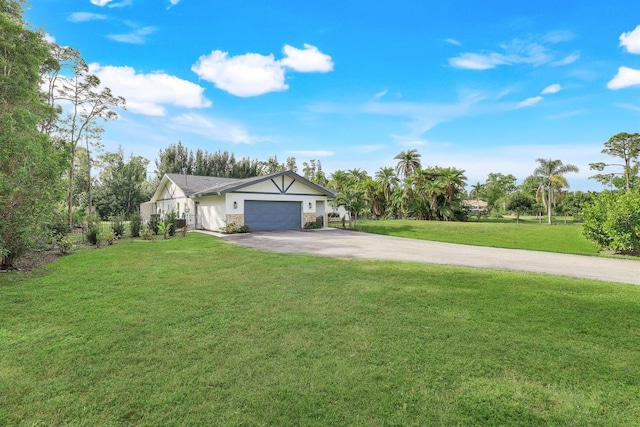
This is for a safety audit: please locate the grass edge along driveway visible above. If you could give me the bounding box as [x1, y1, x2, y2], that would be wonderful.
[2, 233, 640, 425]
[351, 219, 602, 256]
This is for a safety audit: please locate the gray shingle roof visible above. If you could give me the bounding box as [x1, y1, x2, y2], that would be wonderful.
[164, 171, 335, 198]
[164, 173, 242, 197]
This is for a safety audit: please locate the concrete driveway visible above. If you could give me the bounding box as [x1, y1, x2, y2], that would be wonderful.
[215, 229, 640, 285]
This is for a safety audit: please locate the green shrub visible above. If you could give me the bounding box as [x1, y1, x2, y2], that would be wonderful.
[103, 231, 116, 246]
[304, 216, 324, 229]
[158, 221, 168, 239]
[149, 214, 160, 235]
[130, 213, 142, 238]
[166, 210, 177, 236]
[222, 221, 249, 234]
[140, 226, 154, 240]
[582, 190, 640, 254]
[72, 208, 87, 229]
[111, 215, 126, 238]
[47, 209, 70, 238]
[85, 215, 101, 245]
[56, 236, 74, 254]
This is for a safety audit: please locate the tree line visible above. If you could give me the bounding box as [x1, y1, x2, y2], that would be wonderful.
[323, 150, 582, 227]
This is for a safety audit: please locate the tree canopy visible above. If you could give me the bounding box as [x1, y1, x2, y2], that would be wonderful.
[589, 132, 640, 191]
[155, 142, 263, 179]
[0, 1, 67, 267]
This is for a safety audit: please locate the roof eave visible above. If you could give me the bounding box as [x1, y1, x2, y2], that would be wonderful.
[150, 174, 172, 203]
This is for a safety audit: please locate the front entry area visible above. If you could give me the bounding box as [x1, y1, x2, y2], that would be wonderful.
[244, 201, 302, 231]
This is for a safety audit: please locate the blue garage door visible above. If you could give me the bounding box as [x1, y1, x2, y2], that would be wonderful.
[244, 201, 302, 231]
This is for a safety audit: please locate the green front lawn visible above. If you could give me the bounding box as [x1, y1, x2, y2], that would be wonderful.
[1, 233, 639, 425]
[351, 219, 602, 256]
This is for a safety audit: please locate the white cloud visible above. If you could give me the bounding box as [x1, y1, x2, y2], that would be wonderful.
[450, 35, 575, 70]
[552, 52, 580, 66]
[68, 12, 107, 22]
[281, 44, 334, 72]
[518, 96, 543, 107]
[88, 63, 211, 116]
[620, 25, 640, 54]
[449, 52, 509, 70]
[192, 50, 287, 97]
[286, 150, 335, 157]
[445, 38, 461, 46]
[547, 109, 586, 119]
[90, 0, 131, 7]
[355, 144, 384, 153]
[607, 66, 640, 90]
[542, 30, 575, 44]
[43, 33, 56, 43]
[392, 135, 428, 147]
[372, 89, 388, 101]
[617, 102, 640, 112]
[426, 142, 598, 191]
[542, 84, 561, 94]
[359, 91, 486, 146]
[108, 0, 132, 7]
[501, 39, 551, 65]
[107, 26, 156, 44]
[169, 113, 261, 144]
[192, 44, 333, 97]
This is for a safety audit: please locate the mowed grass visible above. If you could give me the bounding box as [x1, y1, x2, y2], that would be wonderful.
[353, 219, 602, 255]
[2, 233, 640, 425]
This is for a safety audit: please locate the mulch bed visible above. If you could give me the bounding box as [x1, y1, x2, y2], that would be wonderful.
[1, 248, 67, 273]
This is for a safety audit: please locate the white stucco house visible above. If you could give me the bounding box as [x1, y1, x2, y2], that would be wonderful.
[140, 171, 335, 232]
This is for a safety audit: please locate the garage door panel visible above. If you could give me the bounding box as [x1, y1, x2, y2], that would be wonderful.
[244, 201, 301, 231]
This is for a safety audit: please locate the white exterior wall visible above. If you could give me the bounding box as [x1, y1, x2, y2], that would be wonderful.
[243, 178, 324, 195]
[152, 181, 200, 227]
[197, 195, 226, 231]
[155, 182, 186, 216]
[140, 202, 156, 223]
[226, 193, 320, 216]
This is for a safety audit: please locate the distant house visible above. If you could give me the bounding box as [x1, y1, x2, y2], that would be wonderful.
[463, 199, 488, 213]
[141, 171, 335, 232]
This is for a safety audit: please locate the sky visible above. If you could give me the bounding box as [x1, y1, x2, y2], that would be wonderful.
[25, 0, 640, 191]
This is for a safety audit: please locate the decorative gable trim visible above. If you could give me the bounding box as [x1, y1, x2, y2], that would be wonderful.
[270, 176, 297, 194]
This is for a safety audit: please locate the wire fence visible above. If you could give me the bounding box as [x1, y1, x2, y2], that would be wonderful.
[70, 222, 131, 243]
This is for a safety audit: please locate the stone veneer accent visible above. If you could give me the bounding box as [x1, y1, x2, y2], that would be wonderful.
[303, 212, 318, 226]
[225, 214, 244, 227]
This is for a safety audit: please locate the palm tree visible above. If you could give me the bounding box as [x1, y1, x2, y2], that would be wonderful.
[313, 171, 328, 187]
[374, 167, 398, 209]
[469, 181, 485, 221]
[411, 168, 443, 220]
[532, 158, 579, 225]
[396, 175, 416, 218]
[394, 149, 421, 179]
[347, 168, 370, 184]
[362, 179, 383, 217]
[424, 179, 445, 219]
[328, 170, 351, 193]
[438, 167, 467, 203]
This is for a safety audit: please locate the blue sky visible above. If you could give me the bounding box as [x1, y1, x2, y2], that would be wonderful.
[26, 0, 640, 190]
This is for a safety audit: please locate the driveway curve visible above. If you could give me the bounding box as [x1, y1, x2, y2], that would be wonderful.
[214, 229, 640, 285]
